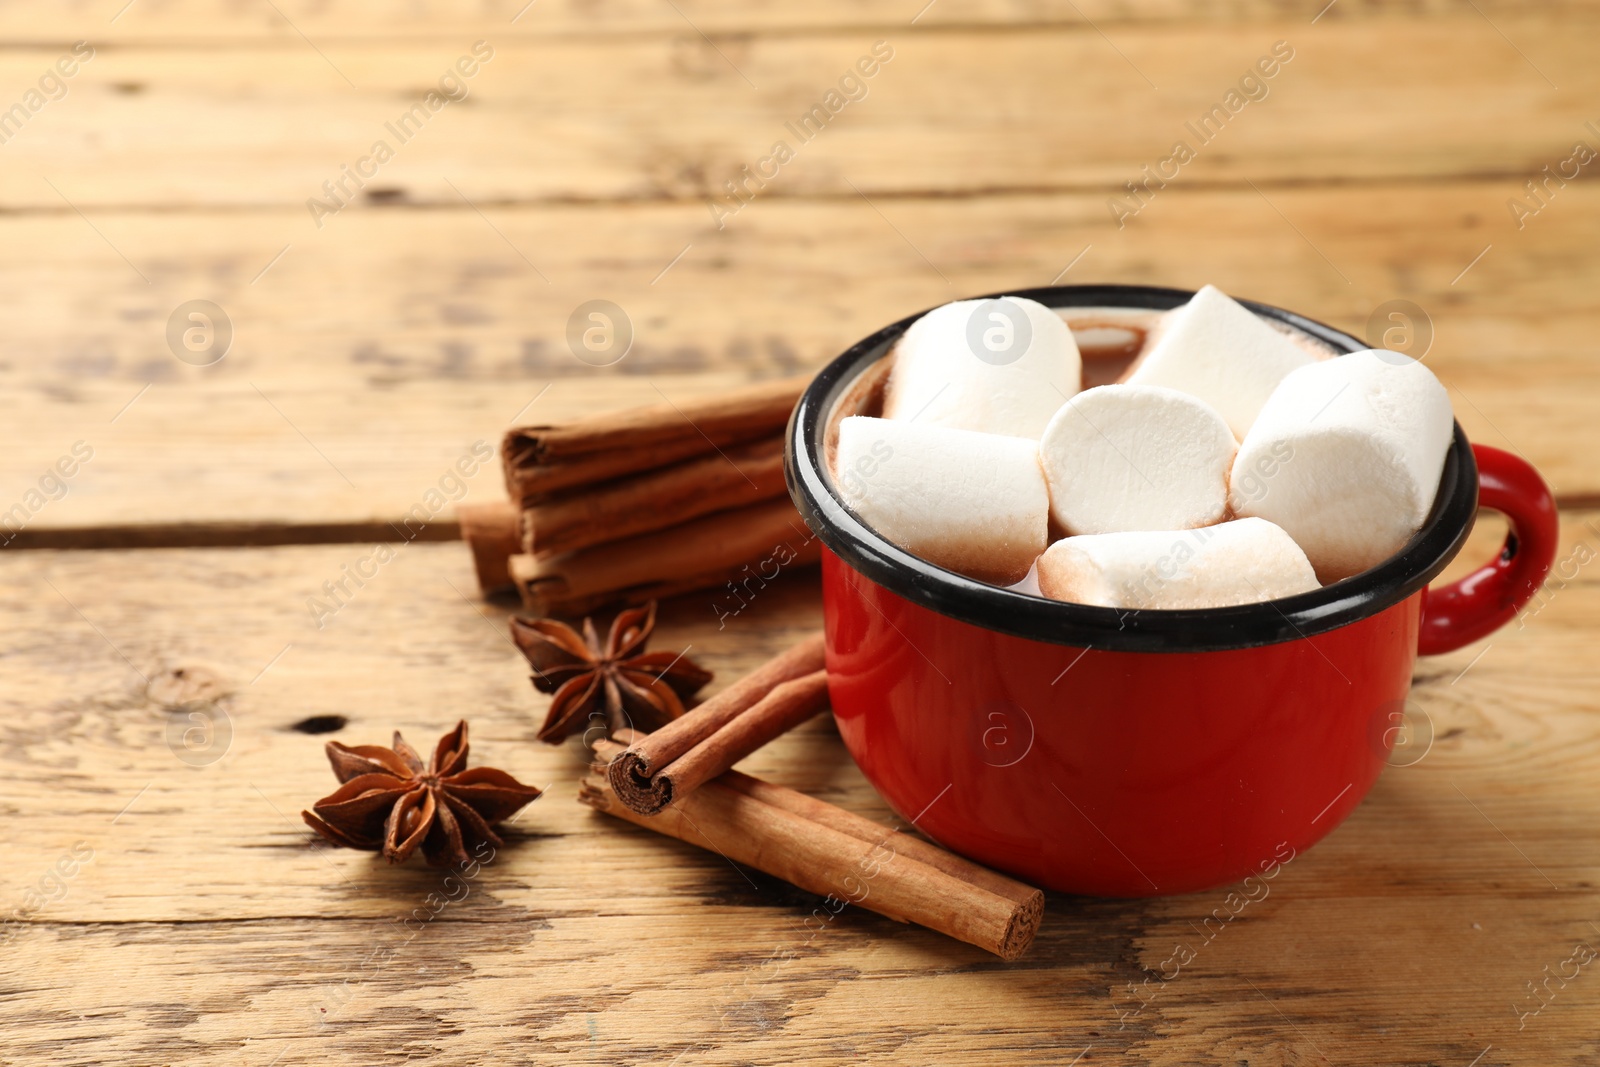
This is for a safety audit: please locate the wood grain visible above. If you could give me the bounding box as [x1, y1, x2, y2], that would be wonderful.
[0, 20, 1589, 209]
[6, 1, 1598, 1062]
[4, 186, 1591, 392]
[11, 0, 1599, 41]
[0, 176, 1597, 534]
[0, 188, 1587, 385]
[0, 376, 747, 535]
[2, 517, 1598, 1063]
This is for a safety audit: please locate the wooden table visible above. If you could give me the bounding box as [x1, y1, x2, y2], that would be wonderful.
[5, 3, 1598, 1063]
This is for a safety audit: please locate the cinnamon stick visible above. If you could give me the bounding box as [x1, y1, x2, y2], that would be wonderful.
[502, 376, 806, 504]
[719, 773, 1038, 908]
[524, 436, 787, 559]
[456, 501, 521, 595]
[609, 633, 826, 808]
[583, 737, 1044, 960]
[509, 499, 819, 617]
[616, 669, 830, 814]
[509, 551, 816, 620]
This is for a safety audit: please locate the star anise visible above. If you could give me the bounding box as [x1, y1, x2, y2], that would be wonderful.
[509, 600, 712, 744]
[301, 720, 541, 868]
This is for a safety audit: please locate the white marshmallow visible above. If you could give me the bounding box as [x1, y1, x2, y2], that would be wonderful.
[882, 296, 1082, 439]
[1039, 384, 1236, 535]
[834, 415, 1048, 585]
[1230, 349, 1453, 583]
[1127, 285, 1315, 438]
[1037, 518, 1320, 609]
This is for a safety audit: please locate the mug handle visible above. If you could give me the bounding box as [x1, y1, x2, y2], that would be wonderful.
[1417, 444, 1559, 656]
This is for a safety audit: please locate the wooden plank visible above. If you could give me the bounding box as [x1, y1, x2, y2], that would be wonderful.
[9, 0, 1596, 40]
[0, 542, 833, 925]
[3, 517, 1599, 1062]
[0, 20, 1588, 209]
[5, 363, 1589, 538]
[2, 187, 1588, 391]
[0, 375, 760, 533]
[0, 175, 1594, 534]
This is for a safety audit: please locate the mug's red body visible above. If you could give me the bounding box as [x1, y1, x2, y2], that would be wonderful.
[790, 285, 1558, 898]
[824, 552, 1417, 896]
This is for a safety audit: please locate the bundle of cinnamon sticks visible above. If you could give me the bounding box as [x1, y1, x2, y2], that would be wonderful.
[459, 377, 820, 616]
[579, 635, 1045, 960]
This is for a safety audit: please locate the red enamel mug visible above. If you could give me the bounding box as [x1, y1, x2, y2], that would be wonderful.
[785, 284, 1558, 897]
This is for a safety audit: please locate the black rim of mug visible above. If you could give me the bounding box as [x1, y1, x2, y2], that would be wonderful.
[784, 283, 1479, 652]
